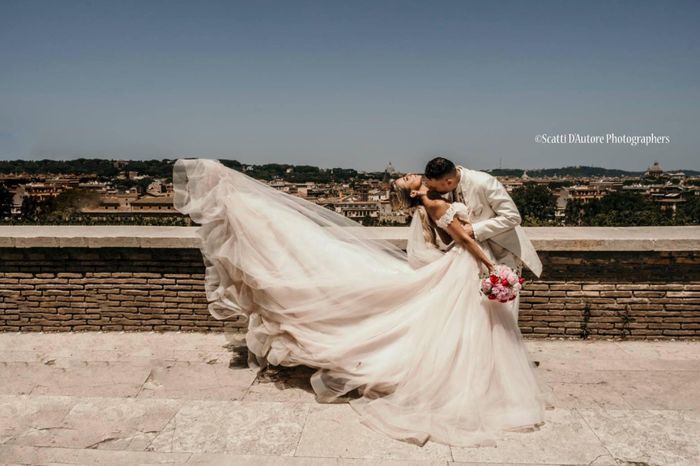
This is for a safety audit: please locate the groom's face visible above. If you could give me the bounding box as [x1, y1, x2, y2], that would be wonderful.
[425, 171, 458, 194]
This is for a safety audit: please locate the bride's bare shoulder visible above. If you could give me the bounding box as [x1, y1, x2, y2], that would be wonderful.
[423, 193, 451, 218]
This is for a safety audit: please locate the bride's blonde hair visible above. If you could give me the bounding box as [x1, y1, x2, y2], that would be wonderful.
[414, 204, 438, 247]
[389, 179, 421, 211]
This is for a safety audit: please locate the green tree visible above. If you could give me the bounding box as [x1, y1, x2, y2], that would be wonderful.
[361, 214, 378, 226]
[19, 196, 40, 222]
[676, 194, 700, 224]
[0, 183, 13, 220]
[564, 198, 586, 226]
[35, 189, 102, 222]
[568, 191, 669, 226]
[511, 184, 557, 225]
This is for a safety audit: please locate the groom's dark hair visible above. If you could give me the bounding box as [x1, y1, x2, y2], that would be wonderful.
[424, 157, 456, 180]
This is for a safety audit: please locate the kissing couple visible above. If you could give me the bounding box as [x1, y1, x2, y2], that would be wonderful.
[392, 156, 543, 321]
[173, 155, 551, 448]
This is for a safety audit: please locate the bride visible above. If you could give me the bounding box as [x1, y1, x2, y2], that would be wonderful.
[172, 158, 551, 447]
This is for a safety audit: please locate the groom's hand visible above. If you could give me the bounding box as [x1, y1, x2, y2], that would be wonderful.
[462, 223, 475, 239]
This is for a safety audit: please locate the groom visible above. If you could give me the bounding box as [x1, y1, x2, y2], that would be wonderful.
[422, 157, 543, 318]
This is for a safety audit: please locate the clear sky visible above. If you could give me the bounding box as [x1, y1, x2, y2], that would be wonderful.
[1, 0, 698, 172]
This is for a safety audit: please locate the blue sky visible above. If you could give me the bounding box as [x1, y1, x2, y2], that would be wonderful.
[1, 0, 698, 171]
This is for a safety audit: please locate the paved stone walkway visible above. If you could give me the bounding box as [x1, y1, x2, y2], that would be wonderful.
[0, 332, 698, 466]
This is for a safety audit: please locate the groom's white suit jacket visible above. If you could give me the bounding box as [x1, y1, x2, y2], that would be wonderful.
[446, 165, 543, 278]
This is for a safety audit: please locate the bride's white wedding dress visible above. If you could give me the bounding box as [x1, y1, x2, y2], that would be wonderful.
[173, 158, 552, 447]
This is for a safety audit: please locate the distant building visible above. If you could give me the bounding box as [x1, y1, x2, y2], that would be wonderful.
[269, 180, 289, 192]
[130, 194, 175, 211]
[502, 179, 524, 191]
[146, 180, 165, 195]
[355, 184, 369, 202]
[97, 198, 123, 211]
[321, 200, 380, 220]
[590, 180, 624, 191]
[22, 182, 63, 202]
[645, 161, 664, 178]
[623, 183, 687, 213]
[564, 185, 611, 203]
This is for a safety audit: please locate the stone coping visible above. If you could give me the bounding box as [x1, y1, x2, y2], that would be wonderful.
[0, 225, 698, 251]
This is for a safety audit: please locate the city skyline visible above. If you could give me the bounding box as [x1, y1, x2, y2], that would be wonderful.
[1, 0, 699, 171]
[0, 157, 697, 176]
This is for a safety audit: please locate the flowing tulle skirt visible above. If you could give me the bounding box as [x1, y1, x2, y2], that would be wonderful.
[172, 158, 552, 447]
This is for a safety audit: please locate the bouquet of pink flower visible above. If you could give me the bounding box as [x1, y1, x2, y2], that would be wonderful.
[479, 264, 525, 303]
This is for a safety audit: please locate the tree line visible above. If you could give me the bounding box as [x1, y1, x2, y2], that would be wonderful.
[511, 184, 699, 226]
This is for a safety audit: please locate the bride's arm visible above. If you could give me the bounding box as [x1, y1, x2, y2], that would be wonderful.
[421, 198, 495, 272]
[445, 213, 495, 272]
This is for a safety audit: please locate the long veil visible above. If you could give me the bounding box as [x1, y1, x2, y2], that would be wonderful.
[406, 205, 446, 268]
[173, 158, 411, 321]
[173, 157, 434, 399]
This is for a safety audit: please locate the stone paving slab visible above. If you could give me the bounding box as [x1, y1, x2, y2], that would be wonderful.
[0, 332, 698, 466]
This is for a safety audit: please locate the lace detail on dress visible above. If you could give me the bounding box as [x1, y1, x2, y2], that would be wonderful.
[436, 203, 459, 230]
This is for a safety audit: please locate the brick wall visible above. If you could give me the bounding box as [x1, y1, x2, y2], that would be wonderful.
[517, 250, 700, 339]
[1, 245, 698, 340]
[0, 248, 244, 333]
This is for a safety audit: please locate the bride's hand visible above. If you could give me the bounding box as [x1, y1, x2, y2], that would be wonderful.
[485, 261, 496, 274]
[410, 184, 429, 199]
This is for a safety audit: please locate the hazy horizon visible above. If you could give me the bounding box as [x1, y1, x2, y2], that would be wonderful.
[2, 0, 698, 172]
[1, 157, 695, 176]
